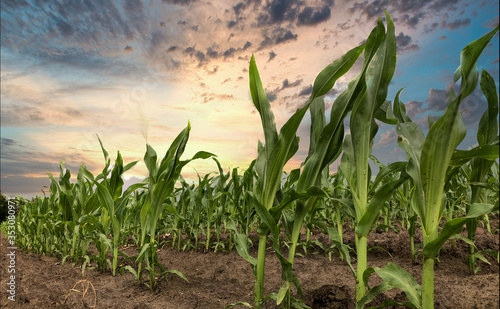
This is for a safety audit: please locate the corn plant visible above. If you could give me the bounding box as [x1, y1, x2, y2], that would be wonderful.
[462, 69, 499, 273]
[332, 12, 417, 306]
[129, 122, 215, 291]
[358, 24, 499, 309]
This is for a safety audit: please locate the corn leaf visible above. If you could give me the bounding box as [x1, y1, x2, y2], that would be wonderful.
[478, 69, 499, 146]
[356, 172, 410, 238]
[423, 203, 497, 258]
[449, 145, 499, 166]
[358, 263, 422, 309]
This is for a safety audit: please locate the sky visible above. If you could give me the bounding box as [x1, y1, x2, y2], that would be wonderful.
[1, 0, 499, 198]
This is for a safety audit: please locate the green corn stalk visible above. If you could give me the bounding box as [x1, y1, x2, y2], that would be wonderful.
[245, 37, 369, 307]
[393, 25, 499, 309]
[333, 11, 414, 306]
[135, 122, 215, 291]
[464, 69, 499, 273]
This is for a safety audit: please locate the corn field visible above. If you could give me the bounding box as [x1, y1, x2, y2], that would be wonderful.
[5, 13, 499, 309]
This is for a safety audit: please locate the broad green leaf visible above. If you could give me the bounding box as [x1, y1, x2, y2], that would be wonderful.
[308, 97, 326, 157]
[225, 302, 253, 309]
[359, 263, 422, 309]
[277, 281, 291, 305]
[420, 97, 466, 234]
[478, 69, 499, 146]
[227, 221, 257, 267]
[249, 54, 278, 154]
[374, 100, 398, 125]
[161, 269, 189, 283]
[144, 144, 158, 180]
[449, 145, 499, 166]
[393, 88, 412, 123]
[192, 151, 217, 160]
[351, 11, 396, 213]
[455, 25, 499, 97]
[311, 44, 365, 98]
[356, 172, 410, 238]
[423, 203, 497, 258]
[370, 161, 407, 193]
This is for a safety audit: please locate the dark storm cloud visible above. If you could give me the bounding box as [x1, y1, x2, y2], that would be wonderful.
[55, 18, 74, 38]
[404, 100, 425, 119]
[259, 28, 299, 49]
[256, 0, 333, 28]
[426, 88, 449, 111]
[280, 78, 303, 90]
[297, 6, 332, 26]
[268, 51, 277, 62]
[1, 142, 87, 172]
[0, 0, 30, 10]
[257, 0, 299, 26]
[223, 47, 237, 58]
[440, 18, 471, 30]
[162, 0, 198, 5]
[349, 0, 463, 28]
[395, 32, 419, 53]
[124, 45, 135, 52]
[0, 0, 154, 73]
[1, 138, 17, 147]
[234, 2, 246, 15]
[206, 47, 219, 58]
[398, 12, 424, 29]
[299, 85, 313, 96]
[243, 41, 253, 50]
[412, 83, 489, 127]
[275, 30, 298, 43]
[424, 22, 439, 34]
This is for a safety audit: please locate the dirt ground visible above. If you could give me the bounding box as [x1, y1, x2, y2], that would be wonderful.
[1, 218, 499, 309]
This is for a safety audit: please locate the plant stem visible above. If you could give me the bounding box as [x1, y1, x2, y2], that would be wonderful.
[422, 257, 435, 309]
[254, 235, 267, 309]
[356, 235, 368, 303]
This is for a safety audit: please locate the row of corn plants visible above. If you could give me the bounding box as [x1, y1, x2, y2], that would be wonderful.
[11, 12, 498, 309]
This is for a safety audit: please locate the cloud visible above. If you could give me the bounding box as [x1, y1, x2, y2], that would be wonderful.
[349, 0, 464, 28]
[482, 15, 499, 28]
[299, 85, 313, 96]
[395, 32, 420, 53]
[404, 100, 425, 119]
[440, 18, 471, 30]
[424, 22, 439, 34]
[426, 87, 449, 111]
[280, 78, 303, 90]
[424, 83, 488, 127]
[374, 129, 398, 148]
[1, 138, 17, 146]
[258, 0, 299, 25]
[398, 12, 425, 29]
[275, 29, 298, 44]
[162, 0, 198, 5]
[124, 45, 136, 52]
[268, 51, 277, 62]
[297, 6, 332, 26]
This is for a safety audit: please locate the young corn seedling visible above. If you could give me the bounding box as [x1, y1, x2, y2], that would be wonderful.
[132, 122, 215, 291]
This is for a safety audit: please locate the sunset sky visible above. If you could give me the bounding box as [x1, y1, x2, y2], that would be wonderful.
[1, 0, 499, 198]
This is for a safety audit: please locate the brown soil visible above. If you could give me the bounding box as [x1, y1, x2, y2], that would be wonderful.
[1, 219, 499, 309]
